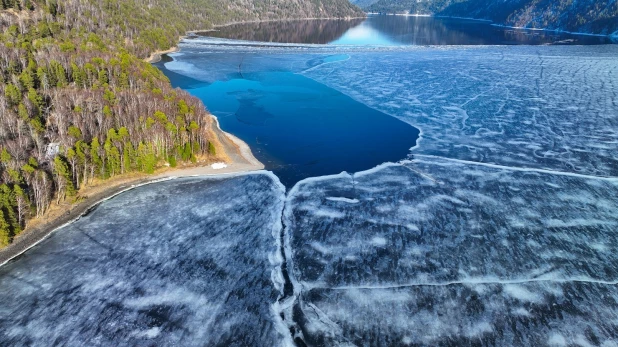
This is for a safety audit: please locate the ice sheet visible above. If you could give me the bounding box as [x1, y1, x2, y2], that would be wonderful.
[0, 173, 288, 346]
[169, 41, 618, 177]
[302, 45, 618, 177]
[285, 159, 618, 345]
[4, 39, 618, 346]
[299, 282, 618, 346]
[162, 41, 618, 345]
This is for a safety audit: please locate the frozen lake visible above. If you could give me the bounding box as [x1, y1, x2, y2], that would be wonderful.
[0, 174, 289, 346]
[285, 160, 618, 345]
[2, 19, 618, 347]
[155, 54, 419, 187]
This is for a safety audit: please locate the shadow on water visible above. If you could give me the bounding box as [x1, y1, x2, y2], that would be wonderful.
[199, 18, 365, 44]
[158, 54, 207, 88]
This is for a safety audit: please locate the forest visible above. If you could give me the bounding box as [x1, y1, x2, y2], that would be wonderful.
[366, 0, 618, 35]
[0, 0, 363, 247]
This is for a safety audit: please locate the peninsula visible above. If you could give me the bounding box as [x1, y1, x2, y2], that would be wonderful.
[0, 0, 362, 251]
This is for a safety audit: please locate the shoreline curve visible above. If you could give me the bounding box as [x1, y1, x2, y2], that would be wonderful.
[0, 128, 264, 267]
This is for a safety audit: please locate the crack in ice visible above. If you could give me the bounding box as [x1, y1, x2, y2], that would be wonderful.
[411, 155, 618, 181]
[304, 277, 618, 291]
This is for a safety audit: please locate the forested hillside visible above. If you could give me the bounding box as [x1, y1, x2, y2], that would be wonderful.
[0, 0, 362, 247]
[349, 0, 381, 9]
[365, 0, 618, 35]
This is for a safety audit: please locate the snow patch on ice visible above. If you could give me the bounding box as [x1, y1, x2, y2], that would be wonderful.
[548, 333, 568, 346]
[370, 236, 387, 247]
[513, 307, 532, 317]
[211, 162, 227, 169]
[326, 197, 359, 204]
[503, 284, 543, 303]
[132, 327, 161, 339]
[312, 208, 345, 219]
[464, 321, 493, 338]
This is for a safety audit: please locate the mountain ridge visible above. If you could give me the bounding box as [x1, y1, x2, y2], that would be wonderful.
[363, 0, 618, 35]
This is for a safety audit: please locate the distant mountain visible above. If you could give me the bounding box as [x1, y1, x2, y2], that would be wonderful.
[363, 0, 618, 35]
[223, 0, 365, 21]
[366, 0, 445, 14]
[203, 18, 366, 44]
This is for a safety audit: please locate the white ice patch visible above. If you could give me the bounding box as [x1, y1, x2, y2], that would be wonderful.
[503, 284, 543, 304]
[132, 327, 161, 339]
[312, 208, 345, 219]
[0, 173, 288, 346]
[211, 162, 227, 170]
[326, 197, 360, 204]
[164, 60, 198, 75]
[464, 321, 493, 338]
[548, 333, 568, 346]
[310, 242, 331, 255]
[370, 236, 387, 247]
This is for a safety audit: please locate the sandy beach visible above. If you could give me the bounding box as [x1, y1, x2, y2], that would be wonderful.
[144, 46, 179, 63]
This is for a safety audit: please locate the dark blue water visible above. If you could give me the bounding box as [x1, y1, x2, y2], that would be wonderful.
[156, 56, 419, 187]
[160, 14, 612, 187]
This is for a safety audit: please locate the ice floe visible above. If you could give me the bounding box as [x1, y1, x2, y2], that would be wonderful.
[0, 173, 288, 346]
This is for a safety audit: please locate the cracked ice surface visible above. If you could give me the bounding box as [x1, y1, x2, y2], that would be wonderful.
[302, 45, 618, 177]
[167, 42, 618, 176]
[0, 173, 288, 346]
[301, 282, 618, 346]
[285, 159, 618, 345]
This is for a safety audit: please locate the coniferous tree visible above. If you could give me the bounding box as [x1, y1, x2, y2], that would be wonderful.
[0, 0, 362, 248]
[53, 156, 76, 203]
[0, 211, 11, 247]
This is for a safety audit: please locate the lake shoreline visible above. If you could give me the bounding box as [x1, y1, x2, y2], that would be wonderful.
[187, 16, 367, 38]
[1, 26, 269, 267]
[210, 16, 367, 29]
[145, 16, 367, 63]
[144, 45, 179, 63]
[366, 13, 616, 38]
[0, 128, 264, 267]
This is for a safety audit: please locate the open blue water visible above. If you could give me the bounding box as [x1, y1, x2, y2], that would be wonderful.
[157, 16, 614, 186]
[156, 56, 419, 187]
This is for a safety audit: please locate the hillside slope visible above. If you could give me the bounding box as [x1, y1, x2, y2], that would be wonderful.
[365, 0, 618, 35]
[0, 0, 362, 247]
[350, 0, 382, 8]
